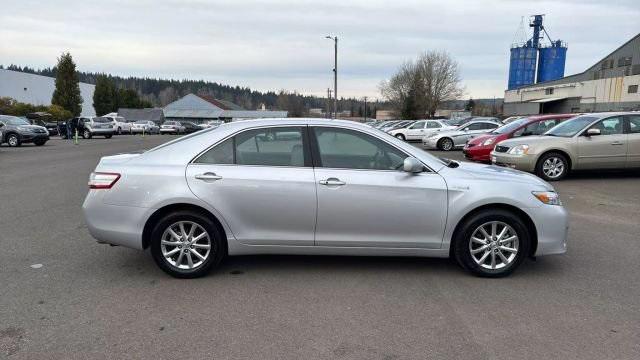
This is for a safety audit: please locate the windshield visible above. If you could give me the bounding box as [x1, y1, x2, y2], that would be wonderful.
[544, 116, 597, 137]
[0, 116, 30, 125]
[491, 117, 530, 134]
[94, 117, 112, 123]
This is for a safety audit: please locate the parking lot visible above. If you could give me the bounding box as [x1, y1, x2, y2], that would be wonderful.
[1, 135, 639, 359]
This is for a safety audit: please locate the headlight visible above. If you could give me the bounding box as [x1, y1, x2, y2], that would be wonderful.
[18, 126, 33, 132]
[532, 191, 562, 206]
[508, 144, 529, 155]
[482, 138, 495, 146]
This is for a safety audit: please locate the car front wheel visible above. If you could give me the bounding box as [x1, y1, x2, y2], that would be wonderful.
[438, 138, 454, 151]
[536, 152, 568, 181]
[395, 134, 406, 141]
[453, 209, 530, 277]
[150, 211, 225, 278]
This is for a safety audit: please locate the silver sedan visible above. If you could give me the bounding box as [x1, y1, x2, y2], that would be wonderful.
[83, 119, 567, 278]
[423, 120, 501, 151]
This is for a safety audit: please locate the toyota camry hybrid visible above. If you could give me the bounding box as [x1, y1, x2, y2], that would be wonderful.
[83, 119, 568, 278]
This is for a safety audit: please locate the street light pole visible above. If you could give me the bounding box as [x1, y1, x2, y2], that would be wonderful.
[327, 88, 332, 118]
[326, 35, 338, 119]
[363, 96, 367, 122]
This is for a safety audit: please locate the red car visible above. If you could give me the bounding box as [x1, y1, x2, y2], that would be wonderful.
[463, 114, 577, 163]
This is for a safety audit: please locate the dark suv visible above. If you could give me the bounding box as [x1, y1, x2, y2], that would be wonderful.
[0, 115, 50, 146]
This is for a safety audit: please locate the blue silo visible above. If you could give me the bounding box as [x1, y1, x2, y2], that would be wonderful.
[537, 41, 567, 83]
[508, 45, 538, 90]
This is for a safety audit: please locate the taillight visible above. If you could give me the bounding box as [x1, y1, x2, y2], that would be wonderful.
[88, 172, 120, 189]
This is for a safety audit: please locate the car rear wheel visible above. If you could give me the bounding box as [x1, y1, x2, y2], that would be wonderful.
[438, 138, 454, 151]
[150, 211, 225, 278]
[7, 134, 21, 147]
[453, 209, 530, 277]
[395, 134, 406, 141]
[82, 130, 92, 139]
[536, 152, 568, 181]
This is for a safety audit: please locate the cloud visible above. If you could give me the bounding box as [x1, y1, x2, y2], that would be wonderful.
[1, 0, 637, 100]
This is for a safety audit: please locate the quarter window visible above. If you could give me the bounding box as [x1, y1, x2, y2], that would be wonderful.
[313, 127, 408, 170]
[628, 116, 640, 134]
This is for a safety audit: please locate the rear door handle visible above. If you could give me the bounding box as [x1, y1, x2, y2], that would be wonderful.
[319, 178, 346, 186]
[195, 172, 223, 181]
[611, 141, 624, 145]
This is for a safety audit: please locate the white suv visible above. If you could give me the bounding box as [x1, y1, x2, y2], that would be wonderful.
[103, 114, 132, 135]
[388, 120, 454, 141]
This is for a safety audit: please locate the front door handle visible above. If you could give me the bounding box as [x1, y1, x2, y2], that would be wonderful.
[319, 178, 346, 186]
[611, 141, 624, 146]
[195, 172, 223, 181]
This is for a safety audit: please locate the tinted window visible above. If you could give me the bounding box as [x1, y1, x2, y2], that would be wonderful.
[195, 138, 234, 164]
[409, 121, 426, 129]
[313, 127, 408, 170]
[427, 121, 441, 128]
[628, 115, 640, 134]
[588, 117, 623, 135]
[235, 127, 303, 166]
[467, 123, 485, 130]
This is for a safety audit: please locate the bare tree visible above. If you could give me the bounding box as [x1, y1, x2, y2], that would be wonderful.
[380, 51, 464, 118]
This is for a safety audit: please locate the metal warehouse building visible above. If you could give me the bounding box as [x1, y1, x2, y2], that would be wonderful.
[504, 33, 640, 115]
[163, 94, 287, 123]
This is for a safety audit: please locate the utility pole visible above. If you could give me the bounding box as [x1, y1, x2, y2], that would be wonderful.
[326, 35, 338, 119]
[327, 88, 333, 118]
[363, 96, 368, 122]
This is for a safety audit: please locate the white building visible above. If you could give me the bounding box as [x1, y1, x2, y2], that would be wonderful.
[0, 69, 96, 116]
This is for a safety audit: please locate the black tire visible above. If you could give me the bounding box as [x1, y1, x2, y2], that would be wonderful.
[438, 138, 454, 151]
[452, 209, 530, 278]
[150, 210, 226, 278]
[105, 134, 112, 139]
[34, 140, 47, 146]
[7, 133, 21, 147]
[535, 152, 569, 181]
[82, 130, 92, 139]
[395, 134, 406, 141]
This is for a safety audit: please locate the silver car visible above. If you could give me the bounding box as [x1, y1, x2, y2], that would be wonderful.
[83, 119, 567, 278]
[423, 120, 501, 151]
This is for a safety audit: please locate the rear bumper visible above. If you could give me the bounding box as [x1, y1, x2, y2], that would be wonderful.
[82, 191, 151, 250]
[90, 129, 114, 135]
[160, 128, 179, 133]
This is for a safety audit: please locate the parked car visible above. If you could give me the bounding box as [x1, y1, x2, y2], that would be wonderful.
[502, 116, 524, 124]
[131, 121, 160, 134]
[0, 115, 50, 146]
[70, 116, 114, 139]
[198, 120, 224, 129]
[463, 114, 576, 163]
[389, 119, 455, 141]
[423, 120, 502, 151]
[103, 114, 131, 135]
[26, 113, 60, 136]
[160, 121, 186, 134]
[182, 121, 202, 134]
[384, 120, 415, 133]
[83, 118, 568, 278]
[491, 112, 640, 181]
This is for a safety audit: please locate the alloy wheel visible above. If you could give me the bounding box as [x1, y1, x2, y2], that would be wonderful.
[160, 221, 212, 270]
[469, 221, 519, 270]
[441, 138, 453, 151]
[542, 157, 565, 179]
[8, 135, 18, 146]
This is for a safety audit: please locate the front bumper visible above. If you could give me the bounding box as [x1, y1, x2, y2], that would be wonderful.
[523, 204, 569, 256]
[490, 151, 537, 173]
[19, 133, 49, 143]
[463, 145, 492, 162]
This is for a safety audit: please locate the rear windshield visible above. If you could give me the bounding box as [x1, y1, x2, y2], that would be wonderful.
[491, 118, 529, 134]
[0, 116, 30, 125]
[94, 117, 112, 123]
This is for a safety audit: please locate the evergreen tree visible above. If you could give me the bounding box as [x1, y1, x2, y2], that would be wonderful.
[51, 53, 83, 116]
[465, 98, 475, 111]
[93, 75, 117, 115]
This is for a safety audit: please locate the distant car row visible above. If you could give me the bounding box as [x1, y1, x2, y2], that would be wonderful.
[0, 114, 224, 147]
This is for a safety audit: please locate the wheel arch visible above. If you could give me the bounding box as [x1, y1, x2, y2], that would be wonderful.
[142, 203, 228, 251]
[449, 203, 538, 258]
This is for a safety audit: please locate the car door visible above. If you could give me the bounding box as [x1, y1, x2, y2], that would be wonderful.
[626, 115, 640, 168]
[456, 122, 487, 146]
[405, 120, 426, 140]
[186, 126, 317, 246]
[311, 126, 448, 249]
[577, 116, 627, 169]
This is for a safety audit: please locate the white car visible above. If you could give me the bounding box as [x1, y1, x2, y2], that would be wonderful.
[160, 121, 186, 134]
[131, 121, 160, 134]
[198, 120, 224, 129]
[389, 120, 455, 141]
[103, 115, 132, 135]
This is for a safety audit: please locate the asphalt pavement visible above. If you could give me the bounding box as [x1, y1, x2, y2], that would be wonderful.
[1, 136, 639, 359]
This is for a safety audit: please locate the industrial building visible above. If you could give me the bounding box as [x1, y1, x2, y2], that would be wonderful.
[0, 69, 96, 116]
[504, 20, 640, 115]
[163, 94, 287, 123]
[118, 107, 165, 124]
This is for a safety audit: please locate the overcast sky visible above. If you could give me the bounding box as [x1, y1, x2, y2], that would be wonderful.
[1, 0, 638, 100]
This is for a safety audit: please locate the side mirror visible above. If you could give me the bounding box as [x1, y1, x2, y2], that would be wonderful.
[403, 157, 424, 173]
[586, 128, 601, 136]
